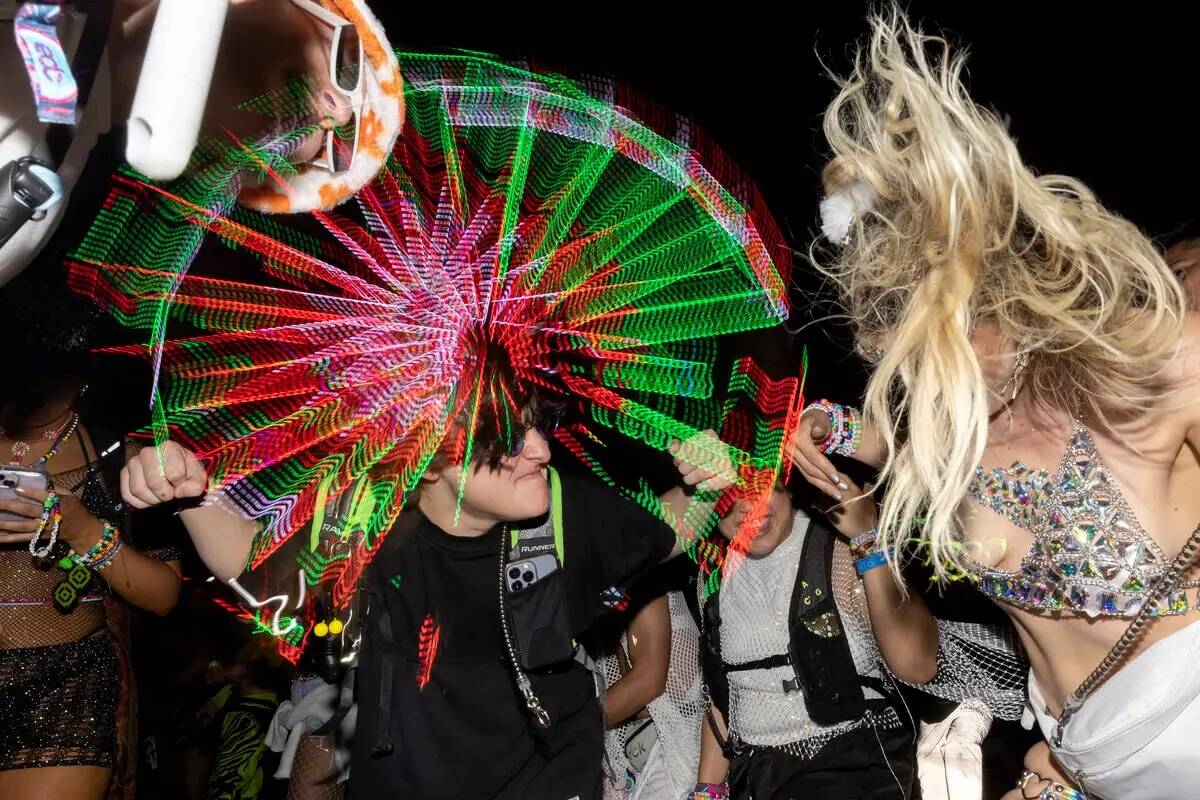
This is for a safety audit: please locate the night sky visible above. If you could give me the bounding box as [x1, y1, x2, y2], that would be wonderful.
[386, 3, 1197, 237]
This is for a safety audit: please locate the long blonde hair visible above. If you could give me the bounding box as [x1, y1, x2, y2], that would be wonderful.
[819, 9, 1187, 580]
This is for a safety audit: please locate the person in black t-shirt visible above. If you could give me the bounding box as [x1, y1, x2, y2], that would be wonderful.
[122, 389, 731, 800]
[348, 454, 684, 799]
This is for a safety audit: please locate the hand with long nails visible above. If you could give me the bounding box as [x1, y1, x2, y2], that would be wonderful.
[788, 407, 850, 500]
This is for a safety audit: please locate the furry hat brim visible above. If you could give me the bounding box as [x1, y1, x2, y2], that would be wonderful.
[238, 0, 403, 214]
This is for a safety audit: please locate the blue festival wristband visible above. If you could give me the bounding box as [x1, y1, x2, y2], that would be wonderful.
[856, 550, 889, 576]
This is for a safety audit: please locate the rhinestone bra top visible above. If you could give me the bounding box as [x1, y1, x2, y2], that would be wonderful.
[966, 423, 1198, 618]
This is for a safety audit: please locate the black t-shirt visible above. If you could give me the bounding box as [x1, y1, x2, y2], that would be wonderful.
[348, 472, 675, 800]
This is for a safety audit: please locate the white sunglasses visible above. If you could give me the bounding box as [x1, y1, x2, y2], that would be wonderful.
[288, 0, 364, 173]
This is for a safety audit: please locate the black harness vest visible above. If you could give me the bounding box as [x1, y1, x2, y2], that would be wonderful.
[700, 518, 874, 728]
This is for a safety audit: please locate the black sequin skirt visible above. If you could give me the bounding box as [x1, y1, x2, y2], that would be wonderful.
[0, 630, 119, 770]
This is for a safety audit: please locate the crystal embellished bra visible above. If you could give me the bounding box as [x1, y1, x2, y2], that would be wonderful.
[966, 423, 1200, 618]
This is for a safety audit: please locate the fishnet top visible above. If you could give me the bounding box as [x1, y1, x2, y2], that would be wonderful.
[0, 434, 182, 649]
[0, 460, 114, 649]
[600, 590, 704, 799]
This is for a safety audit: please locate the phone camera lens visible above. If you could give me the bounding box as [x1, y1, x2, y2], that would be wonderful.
[511, 580, 523, 591]
[523, 570, 534, 583]
[508, 567, 521, 579]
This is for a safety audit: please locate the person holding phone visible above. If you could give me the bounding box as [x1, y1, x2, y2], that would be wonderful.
[0, 277, 185, 800]
[0, 2, 402, 797]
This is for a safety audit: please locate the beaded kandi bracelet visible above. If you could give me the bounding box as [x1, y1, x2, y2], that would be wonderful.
[74, 521, 120, 568]
[804, 399, 863, 457]
[53, 526, 122, 612]
[693, 782, 730, 800]
[90, 534, 124, 572]
[849, 526, 879, 559]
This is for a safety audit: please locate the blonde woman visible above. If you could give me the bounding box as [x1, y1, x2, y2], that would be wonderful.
[791, 10, 1200, 800]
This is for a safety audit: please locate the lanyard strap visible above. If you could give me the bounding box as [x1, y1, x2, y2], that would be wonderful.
[14, 3, 79, 125]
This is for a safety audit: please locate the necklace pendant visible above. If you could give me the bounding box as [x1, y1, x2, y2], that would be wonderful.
[10, 441, 30, 463]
